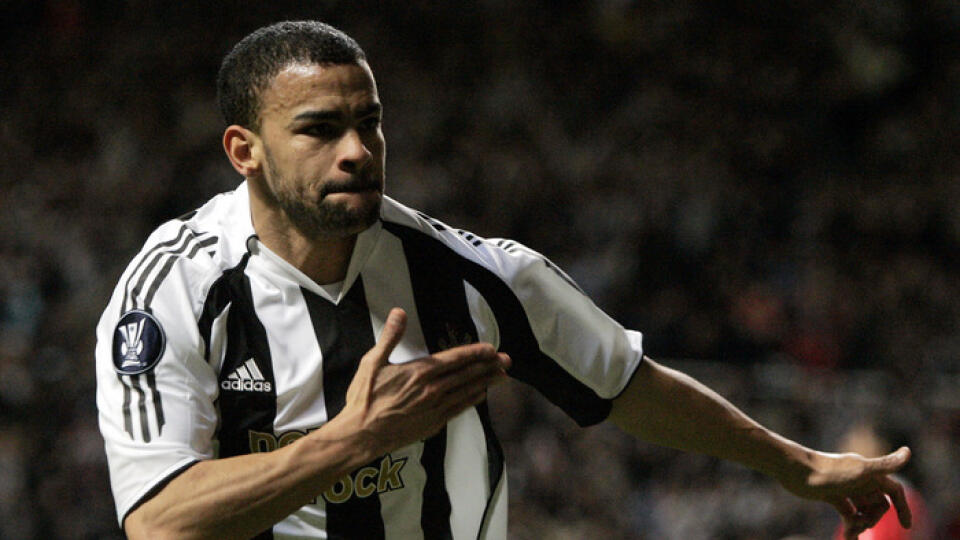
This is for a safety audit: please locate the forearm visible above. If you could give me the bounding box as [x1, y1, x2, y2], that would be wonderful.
[610, 358, 813, 484]
[125, 415, 379, 540]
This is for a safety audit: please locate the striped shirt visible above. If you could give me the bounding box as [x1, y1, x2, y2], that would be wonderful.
[96, 182, 644, 538]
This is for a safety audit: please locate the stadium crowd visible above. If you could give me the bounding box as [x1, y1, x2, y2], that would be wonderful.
[0, 1, 958, 537]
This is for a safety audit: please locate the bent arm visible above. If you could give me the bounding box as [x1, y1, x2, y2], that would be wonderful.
[125, 416, 378, 539]
[125, 309, 510, 539]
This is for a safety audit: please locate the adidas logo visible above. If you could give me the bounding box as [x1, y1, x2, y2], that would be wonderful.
[221, 358, 272, 393]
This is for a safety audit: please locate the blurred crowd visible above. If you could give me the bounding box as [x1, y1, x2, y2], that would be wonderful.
[1, 1, 958, 538]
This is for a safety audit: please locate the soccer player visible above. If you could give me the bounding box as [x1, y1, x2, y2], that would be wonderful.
[96, 20, 912, 540]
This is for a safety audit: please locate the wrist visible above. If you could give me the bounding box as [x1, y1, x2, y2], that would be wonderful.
[733, 425, 814, 488]
[314, 411, 385, 466]
[759, 432, 819, 496]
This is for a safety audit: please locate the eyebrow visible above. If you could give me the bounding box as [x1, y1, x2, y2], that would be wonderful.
[291, 103, 382, 124]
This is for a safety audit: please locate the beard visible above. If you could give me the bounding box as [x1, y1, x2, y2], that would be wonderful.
[263, 150, 382, 239]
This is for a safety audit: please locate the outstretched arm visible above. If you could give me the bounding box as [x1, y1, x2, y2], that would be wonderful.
[609, 357, 911, 539]
[124, 309, 510, 539]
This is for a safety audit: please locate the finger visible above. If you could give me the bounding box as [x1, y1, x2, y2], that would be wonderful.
[833, 498, 862, 540]
[842, 511, 870, 540]
[439, 385, 491, 419]
[433, 361, 509, 397]
[365, 308, 407, 367]
[856, 492, 890, 530]
[878, 475, 912, 529]
[833, 497, 857, 520]
[865, 446, 911, 475]
[428, 343, 502, 375]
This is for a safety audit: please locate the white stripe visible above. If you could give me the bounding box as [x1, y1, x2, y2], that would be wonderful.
[361, 229, 430, 536]
[362, 229, 429, 364]
[381, 443, 426, 540]
[444, 408, 490, 538]
[478, 468, 507, 540]
[245, 358, 264, 381]
[246, 260, 329, 431]
[142, 381, 160, 438]
[235, 365, 251, 380]
[273, 509, 329, 539]
[246, 259, 331, 535]
[130, 381, 148, 441]
[208, 302, 233, 374]
[464, 281, 499, 348]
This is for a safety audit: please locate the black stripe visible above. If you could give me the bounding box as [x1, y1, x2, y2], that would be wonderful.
[146, 371, 165, 436]
[121, 225, 189, 316]
[119, 374, 134, 438]
[122, 235, 218, 442]
[213, 259, 277, 461]
[197, 256, 248, 362]
[384, 221, 611, 427]
[420, 430, 453, 540]
[392, 224, 493, 539]
[303, 280, 385, 540]
[128, 229, 195, 312]
[141, 236, 218, 311]
[540, 256, 585, 295]
[417, 211, 447, 232]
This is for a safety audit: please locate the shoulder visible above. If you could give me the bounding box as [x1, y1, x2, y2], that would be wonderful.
[379, 197, 582, 292]
[109, 184, 254, 321]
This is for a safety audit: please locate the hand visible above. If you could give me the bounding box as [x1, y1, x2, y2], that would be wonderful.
[339, 308, 511, 457]
[782, 447, 912, 539]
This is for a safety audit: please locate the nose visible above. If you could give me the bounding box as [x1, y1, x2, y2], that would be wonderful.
[337, 129, 372, 173]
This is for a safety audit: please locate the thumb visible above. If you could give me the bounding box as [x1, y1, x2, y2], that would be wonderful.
[364, 308, 407, 367]
[866, 446, 911, 474]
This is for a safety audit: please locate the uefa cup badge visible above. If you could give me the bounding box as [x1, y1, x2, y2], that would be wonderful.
[112, 310, 166, 375]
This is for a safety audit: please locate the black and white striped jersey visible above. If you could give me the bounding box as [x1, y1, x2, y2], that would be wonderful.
[96, 182, 644, 539]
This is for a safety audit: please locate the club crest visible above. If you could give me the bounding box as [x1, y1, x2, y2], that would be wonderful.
[437, 322, 476, 350]
[112, 310, 166, 375]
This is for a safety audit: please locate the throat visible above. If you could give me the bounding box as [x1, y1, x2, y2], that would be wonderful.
[249, 186, 357, 285]
[276, 233, 356, 285]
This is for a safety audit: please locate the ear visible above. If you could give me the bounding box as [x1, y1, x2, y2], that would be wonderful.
[223, 125, 263, 177]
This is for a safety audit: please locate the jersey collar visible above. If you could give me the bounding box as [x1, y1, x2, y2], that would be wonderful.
[240, 182, 384, 305]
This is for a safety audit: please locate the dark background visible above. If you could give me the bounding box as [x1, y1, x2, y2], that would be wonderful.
[1, 1, 958, 537]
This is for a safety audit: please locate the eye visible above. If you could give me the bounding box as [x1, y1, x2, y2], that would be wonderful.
[300, 123, 342, 139]
[358, 116, 381, 132]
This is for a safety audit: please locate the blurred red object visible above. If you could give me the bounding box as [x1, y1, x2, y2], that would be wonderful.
[833, 485, 930, 539]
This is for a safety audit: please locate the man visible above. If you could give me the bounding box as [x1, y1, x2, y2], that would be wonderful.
[96, 20, 912, 539]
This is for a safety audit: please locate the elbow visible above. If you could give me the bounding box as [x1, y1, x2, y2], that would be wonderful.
[124, 506, 185, 540]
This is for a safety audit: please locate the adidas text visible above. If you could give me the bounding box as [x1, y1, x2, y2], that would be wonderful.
[221, 379, 272, 392]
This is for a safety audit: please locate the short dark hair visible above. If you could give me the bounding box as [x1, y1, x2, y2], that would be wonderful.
[217, 21, 366, 130]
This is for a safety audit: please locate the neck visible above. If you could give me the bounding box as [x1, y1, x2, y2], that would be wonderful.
[248, 186, 357, 285]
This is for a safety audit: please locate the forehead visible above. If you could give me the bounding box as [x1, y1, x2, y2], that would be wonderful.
[259, 61, 379, 120]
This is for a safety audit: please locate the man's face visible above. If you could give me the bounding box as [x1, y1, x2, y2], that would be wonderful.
[255, 61, 385, 238]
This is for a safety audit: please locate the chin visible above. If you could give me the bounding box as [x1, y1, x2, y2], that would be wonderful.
[313, 198, 382, 238]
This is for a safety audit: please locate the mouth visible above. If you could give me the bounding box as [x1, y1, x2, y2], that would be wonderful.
[320, 178, 382, 198]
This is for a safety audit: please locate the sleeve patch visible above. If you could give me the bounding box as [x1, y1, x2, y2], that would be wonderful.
[113, 310, 166, 375]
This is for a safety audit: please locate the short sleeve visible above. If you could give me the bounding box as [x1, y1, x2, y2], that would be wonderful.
[466, 239, 644, 425]
[96, 238, 220, 524]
